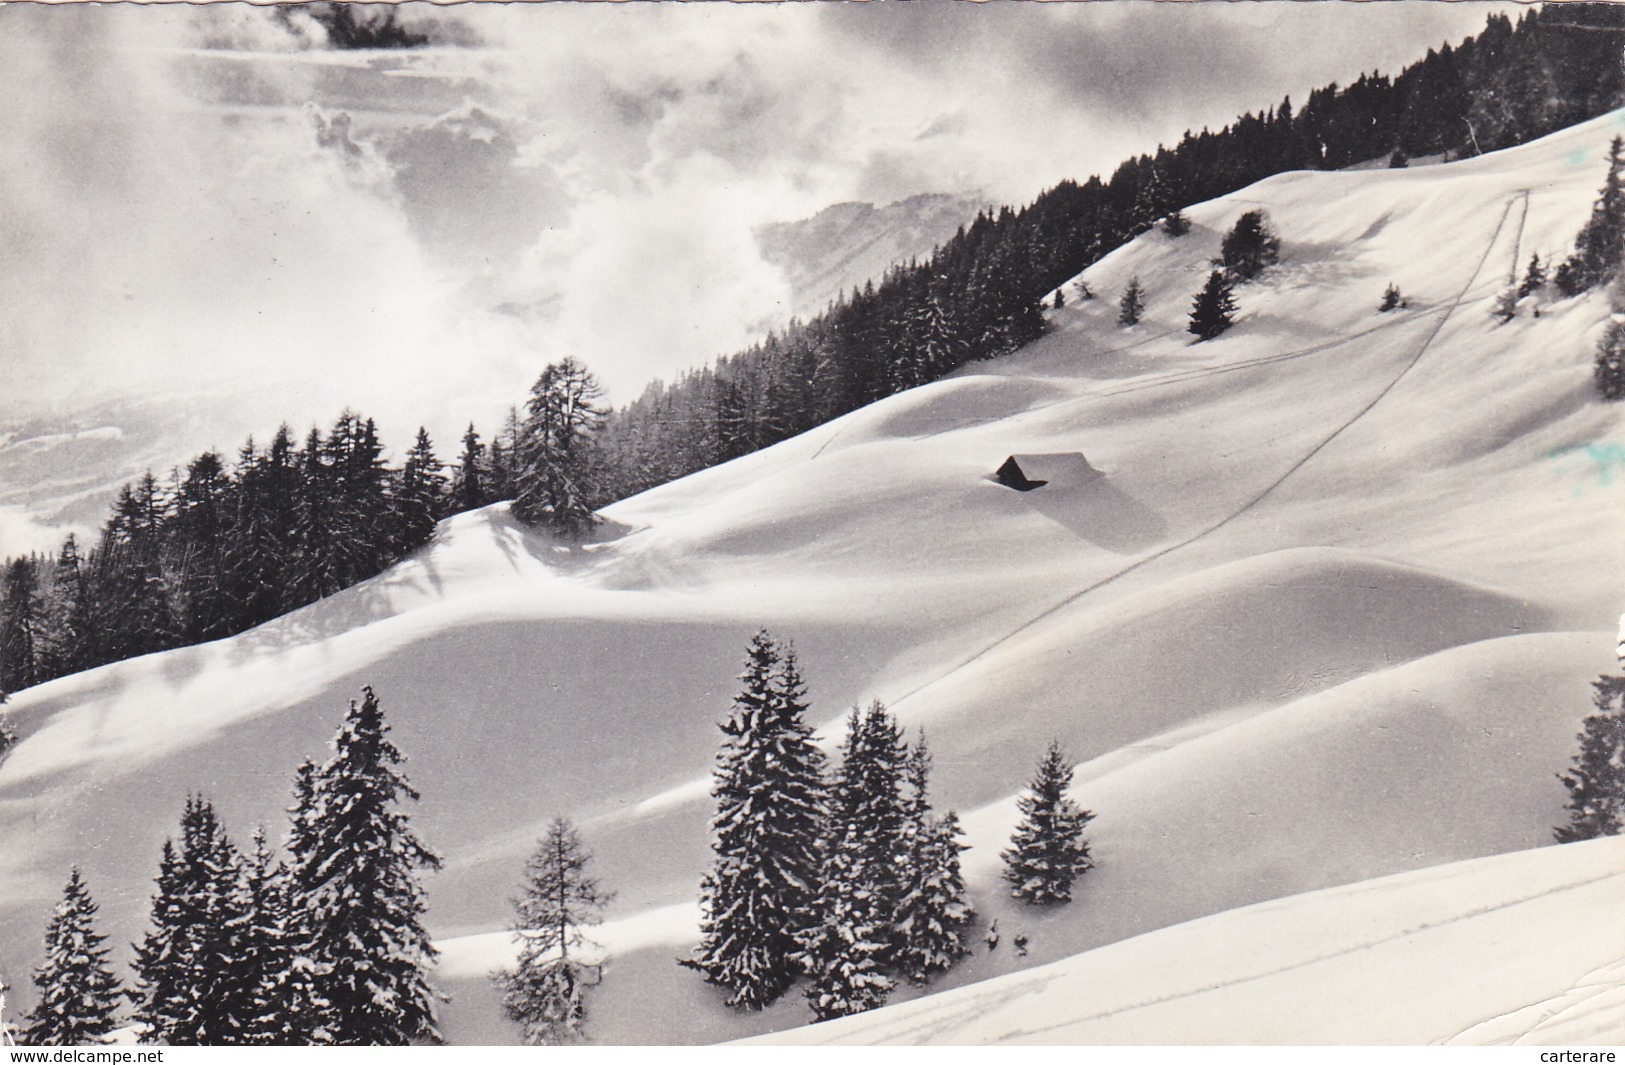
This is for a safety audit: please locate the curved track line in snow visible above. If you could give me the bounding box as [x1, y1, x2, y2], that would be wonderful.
[889, 192, 1532, 710]
[827, 862, 1624, 1046]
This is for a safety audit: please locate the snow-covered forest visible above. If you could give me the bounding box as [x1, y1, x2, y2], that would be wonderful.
[3, 0, 1625, 1048]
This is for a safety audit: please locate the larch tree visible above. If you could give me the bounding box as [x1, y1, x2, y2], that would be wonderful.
[1556, 674, 1625, 842]
[292, 687, 443, 1045]
[513, 358, 606, 539]
[1002, 741, 1095, 905]
[21, 869, 122, 1047]
[688, 631, 828, 1009]
[494, 817, 614, 1045]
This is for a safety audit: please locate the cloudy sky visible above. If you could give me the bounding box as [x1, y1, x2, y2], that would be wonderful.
[0, 0, 1507, 447]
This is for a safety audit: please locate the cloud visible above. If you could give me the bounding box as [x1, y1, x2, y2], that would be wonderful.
[0, 0, 1520, 458]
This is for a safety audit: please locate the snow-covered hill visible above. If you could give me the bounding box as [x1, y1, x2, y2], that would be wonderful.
[750, 836, 1625, 1045]
[4, 111, 1625, 1045]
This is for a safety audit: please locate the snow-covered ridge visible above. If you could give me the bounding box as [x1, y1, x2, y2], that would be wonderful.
[3, 111, 1624, 1044]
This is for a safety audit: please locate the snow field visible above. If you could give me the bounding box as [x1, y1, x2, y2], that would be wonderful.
[3, 111, 1625, 1044]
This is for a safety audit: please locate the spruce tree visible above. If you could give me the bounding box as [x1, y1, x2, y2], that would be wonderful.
[799, 703, 907, 1020]
[451, 423, 488, 514]
[21, 870, 122, 1047]
[494, 818, 613, 1045]
[1219, 210, 1281, 281]
[1161, 209, 1191, 237]
[1519, 252, 1547, 297]
[688, 632, 827, 1010]
[1118, 278, 1146, 326]
[236, 828, 301, 1045]
[292, 686, 442, 1045]
[891, 738, 974, 985]
[1002, 741, 1095, 905]
[131, 795, 253, 1045]
[1556, 675, 1625, 842]
[1189, 271, 1238, 341]
[1558, 136, 1625, 296]
[1596, 314, 1625, 402]
[392, 427, 446, 554]
[1379, 283, 1402, 313]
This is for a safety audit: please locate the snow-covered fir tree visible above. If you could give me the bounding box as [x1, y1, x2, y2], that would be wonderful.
[799, 701, 909, 1020]
[291, 686, 442, 1044]
[1162, 209, 1191, 237]
[21, 869, 122, 1047]
[1002, 741, 1095, 905]
[1555, 674, 1625, 842]
[1189, 271, 1238, 341]
[688, 631, 827, 1010]
[890, 737, 974, 985]
[513, 358, 606, 539]
[131, 795, 254, 1045]
[234, 827, 305, 1045]
[494, 817, 613, 1045]
[1118, 277, 1146, 326]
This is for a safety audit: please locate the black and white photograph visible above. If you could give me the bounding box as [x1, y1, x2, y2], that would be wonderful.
[2, 0, 1624, 1048]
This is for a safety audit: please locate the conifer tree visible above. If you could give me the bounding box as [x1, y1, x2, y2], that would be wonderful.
[1118, 278, 1146, 326]
[1002, 741, 1095, 905]
[292, 687, 442, 1045]
[799, 703, 907, 1020]
[1494, 285, 1520, 323]
[1162, 209, 1191, 237]
[1219, 210, 1281, 281]
[514, 359, 606, 539]
[688, 632, 827, 1010]
[0, 558, 43, 694]
[1558, 137, 1625, 296]
[1596, 316, 1625, 401]
[131, 795, 253, 1045]
[891, 738, 974, 985]
[21, 870, 122, 1047]
[1519, 252, 1547, 297]
[1379, 283, 1402, 313]
[1189, 271, 1238, 341]
[451, 423, 488, 514]
[392, 427, 445, 553]
[494, 818, 613, 1045]
[1556, 675, 1625, 842]
[236, 828, 300, 1045]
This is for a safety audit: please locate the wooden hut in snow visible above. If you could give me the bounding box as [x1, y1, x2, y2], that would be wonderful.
[994, 452, 1101, 491]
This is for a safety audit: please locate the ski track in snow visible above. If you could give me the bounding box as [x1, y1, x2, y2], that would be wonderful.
[888, 190, 1532, 711]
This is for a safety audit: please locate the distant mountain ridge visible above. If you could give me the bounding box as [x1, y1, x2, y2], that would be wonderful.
[755, 193, 988, 320]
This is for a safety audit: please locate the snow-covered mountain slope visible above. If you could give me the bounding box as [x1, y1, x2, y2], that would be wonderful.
[750, 835, 1625, 1045]
[4, 111, 1625, 1044]
[755, 193, 989, 320]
